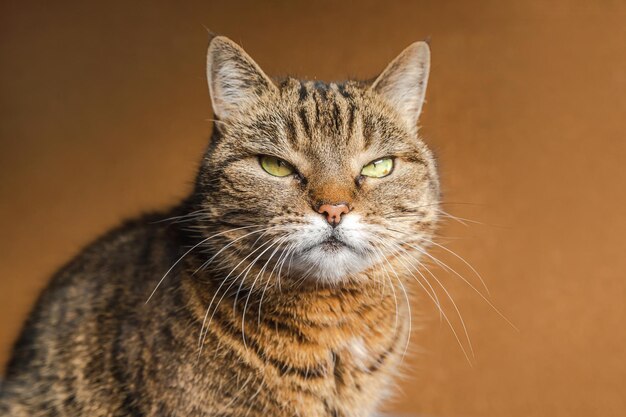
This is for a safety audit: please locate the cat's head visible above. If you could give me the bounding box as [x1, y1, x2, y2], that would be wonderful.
[194, 36, 439, 286]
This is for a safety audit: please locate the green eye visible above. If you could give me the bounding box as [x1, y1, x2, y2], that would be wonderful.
[360, 158, 394, 178]
[260, 155, 295, 177]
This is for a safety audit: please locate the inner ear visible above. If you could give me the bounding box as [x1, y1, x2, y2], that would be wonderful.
[206, 36, 277, 121]
[371, 41, 430, 133]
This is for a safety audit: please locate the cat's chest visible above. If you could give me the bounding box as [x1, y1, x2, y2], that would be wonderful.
[180, 281, 406, 416]
[172, 334, 399, 417]
[270, 332, 403, 417]
[334, 336, 378, 377]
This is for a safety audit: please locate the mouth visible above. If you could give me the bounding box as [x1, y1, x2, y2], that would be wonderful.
[298, 233, 351, 255]
[318, 235, 346, 252]
[286, 225, 375, 282]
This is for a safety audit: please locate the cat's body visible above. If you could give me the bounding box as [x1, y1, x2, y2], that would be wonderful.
[2, 212, 404, 417]
[1, 36, 438, 416]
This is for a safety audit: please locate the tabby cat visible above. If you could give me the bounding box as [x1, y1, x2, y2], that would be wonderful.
[0, 35, 438, 416]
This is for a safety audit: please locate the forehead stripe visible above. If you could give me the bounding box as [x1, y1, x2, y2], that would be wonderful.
[298, 107, 311, 138]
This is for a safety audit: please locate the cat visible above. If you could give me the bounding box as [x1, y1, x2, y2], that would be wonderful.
[0, 35, 438, 417]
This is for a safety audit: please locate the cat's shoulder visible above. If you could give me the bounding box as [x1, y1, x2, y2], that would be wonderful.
[82, 210, 181, 258]
[45, 208, 187, 291]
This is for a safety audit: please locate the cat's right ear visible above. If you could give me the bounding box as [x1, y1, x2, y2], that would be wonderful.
[371, 41, 430, 134]
[206, 36, 277, 121]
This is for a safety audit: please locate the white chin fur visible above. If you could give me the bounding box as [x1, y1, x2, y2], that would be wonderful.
[286, 214, 378, 283]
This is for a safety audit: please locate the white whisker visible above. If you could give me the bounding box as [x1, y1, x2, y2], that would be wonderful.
[146, 224, 260, 304]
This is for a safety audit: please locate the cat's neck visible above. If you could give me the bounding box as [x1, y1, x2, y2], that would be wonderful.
[182, 267, 407, 347]
[176, 258, 409, 417]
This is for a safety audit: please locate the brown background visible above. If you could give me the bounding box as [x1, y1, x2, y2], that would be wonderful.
[1, 1, 625, 416]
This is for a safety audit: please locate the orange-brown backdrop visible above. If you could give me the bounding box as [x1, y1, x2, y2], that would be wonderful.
[2, 1, 625, 416]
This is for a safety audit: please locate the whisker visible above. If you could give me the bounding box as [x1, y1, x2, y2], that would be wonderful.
[194, 227, 274, 276]
[373, 241, 413, 361]
[151, 208, 211, 225]
[377, 237, 443, 320]
[407, 241, 518, 331]
[235, 236, 288, 349]
[436, 209, 483, 226]
[374, 235, 474, 364]
[388, 227, 491, 297]
[370, 244, 401, 335]
[243, 235, 289, 340]
[257, 241, 294, 327]
[197, 232, 279, 356]
[393, 241, 476, 360]
[276, 243, 297, 291]
[418, 237, 491, 296]
[146, 224, 260, 303]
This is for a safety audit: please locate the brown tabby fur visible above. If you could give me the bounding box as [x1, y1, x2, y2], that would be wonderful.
[0, 36, 439, 417]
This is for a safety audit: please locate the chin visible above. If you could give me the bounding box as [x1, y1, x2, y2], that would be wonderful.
[291, 244, 374, 284]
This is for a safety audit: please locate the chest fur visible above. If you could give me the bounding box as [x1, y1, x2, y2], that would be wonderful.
[179, 279, 408, 417]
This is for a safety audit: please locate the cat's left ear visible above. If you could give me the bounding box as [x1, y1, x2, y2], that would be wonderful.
[206, 36, 277, 121]
[371, 41, 430, 133]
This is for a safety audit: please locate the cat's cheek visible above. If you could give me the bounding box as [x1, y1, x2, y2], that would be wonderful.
[335, 214, 370, 251]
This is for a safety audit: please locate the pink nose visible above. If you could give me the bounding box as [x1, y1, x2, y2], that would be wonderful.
[317, 203, 350, 227]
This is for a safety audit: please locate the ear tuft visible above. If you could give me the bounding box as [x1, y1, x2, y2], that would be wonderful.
[371, 41, 431, 132]
[206, 36, 276, 121]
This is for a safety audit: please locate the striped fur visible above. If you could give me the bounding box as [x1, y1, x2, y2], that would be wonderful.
[1, 36, 438, 416]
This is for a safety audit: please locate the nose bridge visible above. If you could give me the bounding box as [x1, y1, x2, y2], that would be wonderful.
[311, 180, 353, 206]
[308, 155, 354, 203]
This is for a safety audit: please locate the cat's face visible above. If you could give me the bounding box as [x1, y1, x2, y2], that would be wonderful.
[197, 37, 438, 285]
